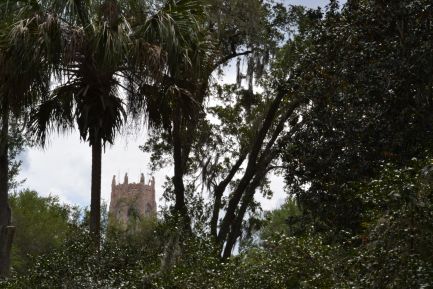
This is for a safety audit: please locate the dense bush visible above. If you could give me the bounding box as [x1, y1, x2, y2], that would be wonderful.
[3, 159, 433, 289]
[2, 223, 163, 289]
[344, 161, 433, 289]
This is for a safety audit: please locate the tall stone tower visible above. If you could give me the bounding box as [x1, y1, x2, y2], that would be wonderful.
[109, 173, 156, 227]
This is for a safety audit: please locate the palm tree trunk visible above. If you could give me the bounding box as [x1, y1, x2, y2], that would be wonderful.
[0, 100, 14, 277]
[172, 103, 190, 229]
[90, 137, 102, 245]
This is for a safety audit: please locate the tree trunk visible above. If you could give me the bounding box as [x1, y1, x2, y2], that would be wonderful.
[216, 90, 287, 245]
[222, 159, 273, 259]
[172, 102, 190, 228]
[0, 100, 13, 277]
[90, 137, 102, 245]
[210, 152, 247, 239]
[217, 92, 301, 247]
[0, 226, 15, 277]
[222, 189, 257, 259]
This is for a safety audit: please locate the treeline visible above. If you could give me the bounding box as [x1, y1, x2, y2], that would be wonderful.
[1, 0, 433, 288]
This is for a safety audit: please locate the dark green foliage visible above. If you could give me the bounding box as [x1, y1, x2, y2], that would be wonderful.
[8, 190, 79, 273]
[2, 218, 162, 288]
[259, 198, 302, 241]
[1, 228, 340, 289]
[3, 159, 433, 288]
[283, 0, 433, 234]
[345, 160, 433, 289]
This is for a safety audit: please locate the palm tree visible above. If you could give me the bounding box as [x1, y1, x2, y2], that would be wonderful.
[0, 0, 53, 276]
[24, 0, 204, 244]
[126, 0, 208, 228]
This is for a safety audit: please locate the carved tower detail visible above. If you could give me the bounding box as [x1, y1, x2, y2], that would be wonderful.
[109, 173, 156, 227]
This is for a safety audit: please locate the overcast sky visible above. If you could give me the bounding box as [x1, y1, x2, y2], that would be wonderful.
[285, 0, 331, 8]
[17, 0, 335, 211]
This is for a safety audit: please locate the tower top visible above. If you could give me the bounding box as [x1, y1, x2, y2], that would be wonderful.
[109, 173, 157, 229]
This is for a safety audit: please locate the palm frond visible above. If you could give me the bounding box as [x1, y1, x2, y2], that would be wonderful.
[135, 0, 205, 76]
[29, 86, 75, 145]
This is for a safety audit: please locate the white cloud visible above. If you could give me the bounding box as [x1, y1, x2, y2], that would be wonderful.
[18, 129, 171, 209]
[19, 133, 91, 205]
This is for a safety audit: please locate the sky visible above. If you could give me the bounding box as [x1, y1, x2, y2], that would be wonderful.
[285, 0, 331, 8]
[17, 0, 335, 211]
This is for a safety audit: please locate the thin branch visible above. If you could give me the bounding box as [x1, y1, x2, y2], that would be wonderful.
[213, 50, 253, 70]
[262, 97, 302, 154]
[116, 80, 136, 96]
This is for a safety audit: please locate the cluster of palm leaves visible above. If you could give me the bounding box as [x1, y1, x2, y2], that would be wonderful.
[0, 0, 207, 276]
